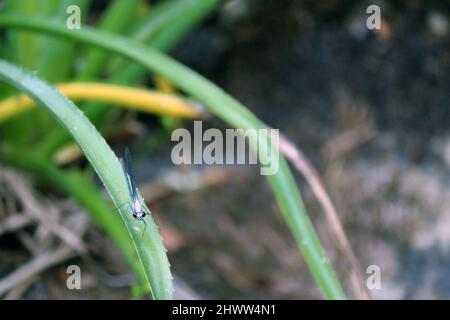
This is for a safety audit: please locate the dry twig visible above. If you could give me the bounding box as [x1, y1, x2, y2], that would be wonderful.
[0, 213, 89, 297]
[3, 170, 86, 253]
[278, 134, 371, 299]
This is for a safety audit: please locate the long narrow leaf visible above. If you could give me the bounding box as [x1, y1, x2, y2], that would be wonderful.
[0, 59, 174, 300]
[2, 145, 149, 294]
[77, 0, 142, 80]
[38, 0, 91, 82]
[36, 0, 219, 158]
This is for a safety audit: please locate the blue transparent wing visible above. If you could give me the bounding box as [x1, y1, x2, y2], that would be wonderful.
[120, 155, 134, 200]
[123, 148, 138, 200]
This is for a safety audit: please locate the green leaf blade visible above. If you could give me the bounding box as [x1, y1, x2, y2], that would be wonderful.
[0, 59, 174, 300]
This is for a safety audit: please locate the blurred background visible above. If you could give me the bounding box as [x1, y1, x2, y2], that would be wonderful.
[0, 0, 450, 299]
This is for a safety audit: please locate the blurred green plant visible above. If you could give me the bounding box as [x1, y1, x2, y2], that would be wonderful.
[0, 0, 346, 299]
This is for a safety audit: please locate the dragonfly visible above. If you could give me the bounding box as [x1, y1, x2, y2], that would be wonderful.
[116, 148, 149, 238]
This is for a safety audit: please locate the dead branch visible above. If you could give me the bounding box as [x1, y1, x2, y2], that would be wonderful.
[278, 133, 371, 299]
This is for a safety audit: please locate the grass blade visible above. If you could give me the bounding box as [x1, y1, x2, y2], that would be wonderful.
[0, 82, 201, 122]
[34, 0, 219, 158]
[2, 145, 149, 294]
[76, 0, 142, 80]
[0, 59, 174, 299]
[38, 0, 91, 82]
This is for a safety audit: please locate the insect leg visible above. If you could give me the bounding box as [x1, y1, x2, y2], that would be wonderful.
[131, 214, 137, 230]
[113, 201, 130, 213]
[141, 219, 147, 239]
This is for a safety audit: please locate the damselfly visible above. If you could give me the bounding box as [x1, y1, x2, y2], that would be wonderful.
[116, 148, 149, 238]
